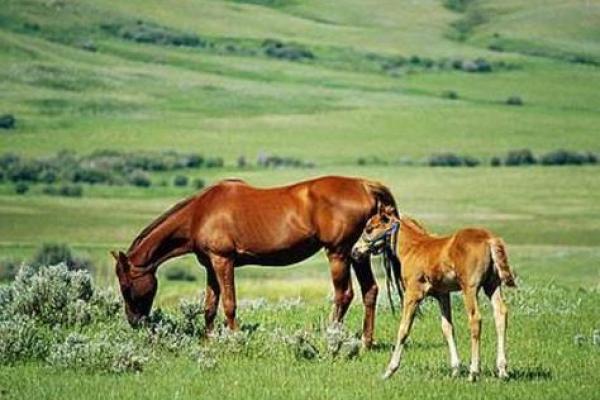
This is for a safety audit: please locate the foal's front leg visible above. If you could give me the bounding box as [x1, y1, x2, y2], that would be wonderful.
[383, 289, 423, 380]
[437, 293, 461, 377]
[463, 288, 482, 382]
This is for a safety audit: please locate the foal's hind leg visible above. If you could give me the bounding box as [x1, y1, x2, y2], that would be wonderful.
[485, 281, 509, 379]
[327, 252, 354, 324]
[437, 293, 461, 377]
[383, 289, 423, 380]
[463, 287, 482, 382]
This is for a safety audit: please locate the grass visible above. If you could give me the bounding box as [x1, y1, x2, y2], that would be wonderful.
[1, 282, 599, 400]
[1, 0, 600, 398]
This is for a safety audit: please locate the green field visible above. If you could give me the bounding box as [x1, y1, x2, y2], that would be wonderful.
[1, 0, 599, 398]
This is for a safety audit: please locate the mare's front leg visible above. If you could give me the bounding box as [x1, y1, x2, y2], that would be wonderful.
[195, 253, 220, 335]
[352, 256, 378, 349]
[210, 254, 238, 330]
[327, 251, 354, 324]
[383, 289, 423, 380]
[437, 293, 461, 377]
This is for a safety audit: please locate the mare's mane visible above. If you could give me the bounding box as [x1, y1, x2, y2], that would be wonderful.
[127, 195, 196, 253]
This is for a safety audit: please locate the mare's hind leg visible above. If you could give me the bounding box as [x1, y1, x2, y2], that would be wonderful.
[436, 293, 461, 377]
[352, 257, 379, 348]
[210, 254, 238, 331]
[484, 280, 509, 379]
[383, 289, 423, 380]
[327, 251, 354, 324]
[463, 287, 482, 382]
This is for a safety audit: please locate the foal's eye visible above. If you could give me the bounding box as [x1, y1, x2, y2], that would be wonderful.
[381, 215, 389, 223]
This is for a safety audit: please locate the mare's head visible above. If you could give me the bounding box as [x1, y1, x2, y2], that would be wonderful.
[111, 251, 157, 327]
[351, 205, 398, 260]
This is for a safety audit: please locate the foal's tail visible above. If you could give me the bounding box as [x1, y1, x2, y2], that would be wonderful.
[489, 237, 517, 287]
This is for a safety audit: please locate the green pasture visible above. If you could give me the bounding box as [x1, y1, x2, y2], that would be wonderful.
[1, 0, 600, 398]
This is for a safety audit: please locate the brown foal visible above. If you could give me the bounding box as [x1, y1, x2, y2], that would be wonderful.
[352, 206, 516, 381]
[112, 176, 397, 347]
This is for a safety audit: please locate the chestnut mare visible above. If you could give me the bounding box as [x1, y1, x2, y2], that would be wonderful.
[352, 206, 516, 381]
[111, 176, 397, 347]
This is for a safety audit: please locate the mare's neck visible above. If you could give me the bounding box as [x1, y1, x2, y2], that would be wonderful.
[127, 205, 194, 271]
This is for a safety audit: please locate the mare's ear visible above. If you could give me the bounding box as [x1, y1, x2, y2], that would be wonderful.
[117, 251, 130, 272]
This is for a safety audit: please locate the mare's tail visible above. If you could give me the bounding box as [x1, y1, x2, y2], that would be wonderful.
[489, 237, 517, 287]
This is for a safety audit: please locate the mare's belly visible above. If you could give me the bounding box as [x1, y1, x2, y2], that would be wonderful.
[235, 237, 322, 267]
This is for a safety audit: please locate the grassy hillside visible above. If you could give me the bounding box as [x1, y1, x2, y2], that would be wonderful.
[0, 0, 599, 162]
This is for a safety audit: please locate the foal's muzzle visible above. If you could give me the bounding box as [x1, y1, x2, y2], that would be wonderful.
[351, 231, 387, 260]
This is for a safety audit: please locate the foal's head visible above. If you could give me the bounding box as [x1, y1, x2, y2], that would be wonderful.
[111, 251, 157, 327]
[351, 206, 398, 260]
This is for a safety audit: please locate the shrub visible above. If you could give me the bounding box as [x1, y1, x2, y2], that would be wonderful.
[59, 184, 83, 197]
[540, 150, 596, 166]
[0, 258, 22, 281]
[47, 332, 147, 373]
[262, 39, 314, 61]
[205, 157, 224, 168]
[490, 156, 502, 167]
[428, 153, 480, 167]
[442, 90, 459, 100]
[127, 170, 151, 187]
[173, 175, 189, 187]
[0, 114, 16, 129]
[237, 155, 247, 168]
[193, 178, 205, 189]
[15, 182, 29, 194]
[72, 166, 113, 184]
[31, 243, 92, 272]
[164, 265, 197, 282]
[504, 149, 537, 166]
[506, 96, 524, 106]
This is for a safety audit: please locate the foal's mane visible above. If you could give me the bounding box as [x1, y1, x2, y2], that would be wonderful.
[127, 195, 196, 253]
[399, 215, 429, 235]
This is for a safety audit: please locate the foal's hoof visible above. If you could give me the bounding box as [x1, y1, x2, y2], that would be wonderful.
[498, 370, 509, 380]
[451, 368, 460, 378]
[382, 371, 392, 381]
[468, 372, 479, 382]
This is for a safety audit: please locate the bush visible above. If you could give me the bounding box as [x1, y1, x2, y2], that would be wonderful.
[173, 175, 189, 187]
[506, 96, 524, 106]
[504, 149, 537, 166]
[127, 170, 151, 187]
[205, 157, 224, 168]
[0, 114, 16, 129]
[193, 178, 205, 189]
[428, 153, 480, 167]
[442, 90, 459, 100]
[262, 39, 314, 61]
[15, 182, 29, 194]
[31, 243, 92, 272]
[490, 156, 502, 167]
[0, 258, 21, 281]
[540, 150, 597, 166]
[43, 184, 83, 197]
[164, 265, 197, 282]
